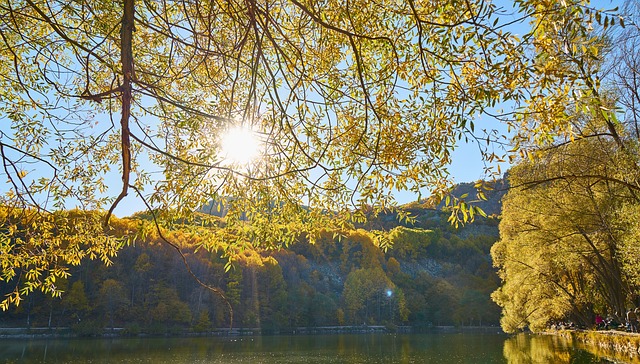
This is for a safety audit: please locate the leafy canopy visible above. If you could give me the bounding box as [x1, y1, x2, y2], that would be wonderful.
[0, 0, 623, 308]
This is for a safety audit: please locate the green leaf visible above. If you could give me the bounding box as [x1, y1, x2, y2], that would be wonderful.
[475, 206, 487, 218]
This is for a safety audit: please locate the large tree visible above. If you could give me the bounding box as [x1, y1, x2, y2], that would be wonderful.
[492, 138, 636, 332]
[0, 0, 623, 308]
[492, 0, 640, 332]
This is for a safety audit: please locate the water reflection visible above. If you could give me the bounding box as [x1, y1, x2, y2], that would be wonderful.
[0, 332, 635, 363]
[502, 333, 630, 364]
[0, 333, 507, 363]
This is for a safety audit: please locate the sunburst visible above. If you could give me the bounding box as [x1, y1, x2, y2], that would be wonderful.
[219, 126, 262, 167]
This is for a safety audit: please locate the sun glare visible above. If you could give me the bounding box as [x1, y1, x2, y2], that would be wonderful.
[220, 126, 262, 166]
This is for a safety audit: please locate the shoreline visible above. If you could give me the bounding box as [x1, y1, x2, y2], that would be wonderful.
[0, 325, 503, 339]
[547, 329, 640, 362]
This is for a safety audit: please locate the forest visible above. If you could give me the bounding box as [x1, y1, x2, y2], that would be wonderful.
[0, 194, 502, 335]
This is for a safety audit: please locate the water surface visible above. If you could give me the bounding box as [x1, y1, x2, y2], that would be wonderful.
[0, 332, 623, 363]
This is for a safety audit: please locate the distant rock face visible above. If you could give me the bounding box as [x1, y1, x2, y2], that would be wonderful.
[399, 258, 442, 278]
[437, 178, 508, 217]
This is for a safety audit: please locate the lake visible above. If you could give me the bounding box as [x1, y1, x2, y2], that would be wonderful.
[0, 332, 626, 363]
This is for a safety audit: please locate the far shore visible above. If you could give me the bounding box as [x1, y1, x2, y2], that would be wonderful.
[0, 325, 503, 339]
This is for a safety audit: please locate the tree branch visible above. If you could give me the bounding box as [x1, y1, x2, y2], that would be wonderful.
[105, 0, 134, 225]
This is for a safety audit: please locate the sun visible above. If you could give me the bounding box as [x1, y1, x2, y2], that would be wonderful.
[219, 126, 262, 166]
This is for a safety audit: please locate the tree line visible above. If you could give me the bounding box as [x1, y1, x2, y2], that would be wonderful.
[0, 208, 500, 335]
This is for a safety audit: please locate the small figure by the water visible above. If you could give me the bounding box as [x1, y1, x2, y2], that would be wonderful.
[626, 308, 638, 333]
[595, 314, 604, 330]
[605, 313, 621, 330]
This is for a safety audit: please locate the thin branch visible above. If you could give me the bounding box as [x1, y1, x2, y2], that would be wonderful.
[24, 0, 110, 65]
[129, 185, 234, 328]
[513, 174, 640, 193]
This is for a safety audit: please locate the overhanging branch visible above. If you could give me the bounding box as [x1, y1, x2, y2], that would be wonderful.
[105, 0, 134, 225]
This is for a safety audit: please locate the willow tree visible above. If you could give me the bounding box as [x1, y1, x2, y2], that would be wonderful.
[492, 137, 636, 332]
[0, 0, 621, 308]
[492, 0, 640, 332]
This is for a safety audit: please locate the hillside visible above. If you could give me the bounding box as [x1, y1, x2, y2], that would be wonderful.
[0, 182, 505, 335]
